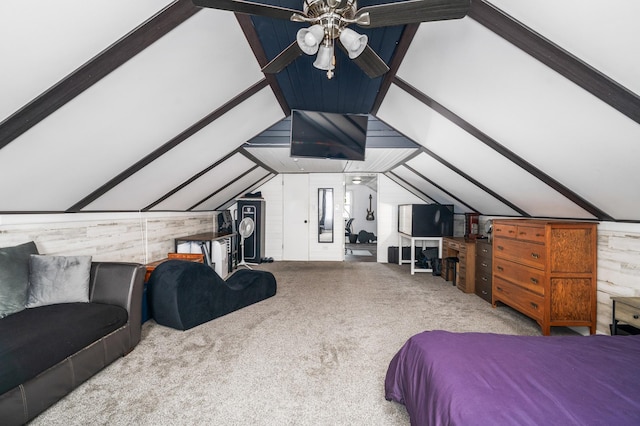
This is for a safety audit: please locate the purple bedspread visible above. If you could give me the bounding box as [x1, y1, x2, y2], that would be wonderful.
[385, 330, 640, 426]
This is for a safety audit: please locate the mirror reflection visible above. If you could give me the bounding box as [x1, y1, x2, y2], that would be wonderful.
[318, 188, 334, 243]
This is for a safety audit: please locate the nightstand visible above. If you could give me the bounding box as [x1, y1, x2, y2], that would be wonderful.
[611, 297, 640, 335]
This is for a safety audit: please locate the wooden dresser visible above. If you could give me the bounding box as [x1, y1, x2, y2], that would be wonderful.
[475, 240, 492, 303]
[492, 219, 597, 335]
[443, 237, 476, 293]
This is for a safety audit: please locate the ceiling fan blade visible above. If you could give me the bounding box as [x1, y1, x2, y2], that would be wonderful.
[356, 0, 470, 28]
[193, 0, 300, 20]
[346, 45, 390, 78]
[261, 42, 304, 74]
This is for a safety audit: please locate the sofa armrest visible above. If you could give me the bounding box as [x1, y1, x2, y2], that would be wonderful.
[89, 262, 145, 347]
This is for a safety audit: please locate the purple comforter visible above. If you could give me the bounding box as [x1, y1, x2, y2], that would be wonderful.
[385, 330, 640, 426]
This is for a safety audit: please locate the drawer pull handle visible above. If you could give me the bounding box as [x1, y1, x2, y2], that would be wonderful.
[519, 231, 526, 235]
[530, 302, 538, 309]
[496, 266, 504, 272]
[482, 277, 488, 281]
[531, 253, 540, 259]
[482, 249, 488, 254]
[497, 245, 504, 251]
[482, 290, 488, 295]
[497, 286, 503, 292]
[481, 262, 488, 267]
[634, 315, 639, 320]
[536, 233, 544, 237]
[530, 278, 539, 284]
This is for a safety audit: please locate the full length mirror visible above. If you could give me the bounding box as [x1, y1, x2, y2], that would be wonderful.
[318, 188, 334, 243]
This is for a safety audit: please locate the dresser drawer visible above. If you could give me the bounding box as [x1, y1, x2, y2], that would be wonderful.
[475, 276, 492, 303]
[476, 242, 492, 259]
[493, 259, 545, 296]
[516, 225, 546, 243]
[493, 277, 544, 321]
[494, 238, 546, 270]
[493, 223, 517, 238]
[476, 256, 492, 274]
[615, 302, 640, 329]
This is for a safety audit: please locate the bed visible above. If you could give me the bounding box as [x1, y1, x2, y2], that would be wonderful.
[385, 330, 640, 425]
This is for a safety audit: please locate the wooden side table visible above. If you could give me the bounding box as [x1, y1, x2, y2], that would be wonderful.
[611, 297, 640, 335]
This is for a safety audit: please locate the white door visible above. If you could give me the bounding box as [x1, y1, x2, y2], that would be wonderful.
[283, 174, 310, 260]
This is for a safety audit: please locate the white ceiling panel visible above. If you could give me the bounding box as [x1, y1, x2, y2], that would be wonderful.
[378, 85, 596, 220]
[0, 10, 264, 211]
[396, 18, 640, 220]
[0, 0, 174, 120]
[487, 0, 640, 96]
[404, 153, 521, 216]
[192, 168, 272, 211]
[149, 154, 257, 211]
[244, 147, 347, 173]
[344, 148, 418, 173]
[84, 88, 283, 210]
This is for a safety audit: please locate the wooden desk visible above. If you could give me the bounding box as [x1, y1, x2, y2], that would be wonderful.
[398, 233, 443, 275]
[443, 237, 476, 293]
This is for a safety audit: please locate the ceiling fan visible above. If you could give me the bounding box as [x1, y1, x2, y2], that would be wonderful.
[193, 0, 470, 79]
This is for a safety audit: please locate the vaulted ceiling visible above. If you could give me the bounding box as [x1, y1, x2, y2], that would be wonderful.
[1, 0, 639, 221]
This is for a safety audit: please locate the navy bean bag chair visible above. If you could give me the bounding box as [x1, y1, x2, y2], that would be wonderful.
[148, 260, 276, 330]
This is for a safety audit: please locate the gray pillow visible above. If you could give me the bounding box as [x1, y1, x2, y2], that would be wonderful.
[27, 255, 92, 308]
[0, 241, 39, 318]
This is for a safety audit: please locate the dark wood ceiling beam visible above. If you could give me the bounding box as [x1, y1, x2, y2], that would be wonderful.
[0, 0, 200, 151]
[469, 0, 640, 125]
[371, 23, 420, 116]
[394, 77, 613, 220]
[143, 150, 241, 211]
[188, 165, 261, 210]
[385, 171, 437, 204]
[67, 79, 269, 212]
[213, 173, 275, 211]
[402, 163, 482, 213]
[236, 14, 291, 116]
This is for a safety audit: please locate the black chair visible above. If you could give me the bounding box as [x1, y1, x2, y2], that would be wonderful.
[345, 218, 355, 254]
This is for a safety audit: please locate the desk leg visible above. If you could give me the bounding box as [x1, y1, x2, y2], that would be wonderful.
[410, 238, 415, 275]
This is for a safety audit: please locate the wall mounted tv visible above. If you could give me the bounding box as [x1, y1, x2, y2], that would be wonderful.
[398, 204, 454, 237]
[290, 110, 368, 161]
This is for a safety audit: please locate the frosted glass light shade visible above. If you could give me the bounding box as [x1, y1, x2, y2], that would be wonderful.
[339, 28, 368, 59]
[296, 25, 325, 55]
[313, 44, 335, 70]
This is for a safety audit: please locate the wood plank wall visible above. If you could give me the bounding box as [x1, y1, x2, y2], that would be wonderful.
[596, 222, 640, 334]
[0, 212, 214, 263]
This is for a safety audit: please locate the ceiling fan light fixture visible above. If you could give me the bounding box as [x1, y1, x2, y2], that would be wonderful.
[313, 43, 335, 70]
[339, 28, 368, 59]
[296, 25, 325, 55]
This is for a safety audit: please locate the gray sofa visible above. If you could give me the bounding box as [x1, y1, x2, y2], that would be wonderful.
[0, 242, 145, 425]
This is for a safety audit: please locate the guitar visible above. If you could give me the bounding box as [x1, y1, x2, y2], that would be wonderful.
[366, 194, 375, 221]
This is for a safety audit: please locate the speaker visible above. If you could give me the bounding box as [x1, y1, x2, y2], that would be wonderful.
[237, 199, 265, 263]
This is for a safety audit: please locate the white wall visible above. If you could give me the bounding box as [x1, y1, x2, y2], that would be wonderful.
[0, 212, 214, 263]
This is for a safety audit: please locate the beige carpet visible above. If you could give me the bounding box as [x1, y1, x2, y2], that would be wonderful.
[31, 262, 572, 425]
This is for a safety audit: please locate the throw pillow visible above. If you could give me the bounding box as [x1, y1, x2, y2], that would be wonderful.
[27, 255, 92, 308]
[0, 241, 39, 318]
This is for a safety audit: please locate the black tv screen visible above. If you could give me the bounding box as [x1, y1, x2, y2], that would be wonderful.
[290, 110, 367, 161]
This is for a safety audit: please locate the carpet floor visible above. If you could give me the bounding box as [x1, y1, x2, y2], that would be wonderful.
[31, 261, 574, 425]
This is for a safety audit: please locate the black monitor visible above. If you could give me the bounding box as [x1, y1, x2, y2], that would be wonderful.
[290, 110, 367, 161]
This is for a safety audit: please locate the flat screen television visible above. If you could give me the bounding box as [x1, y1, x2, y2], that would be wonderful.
[290, 110, 368, 161]
[398, 204, 454, 237]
